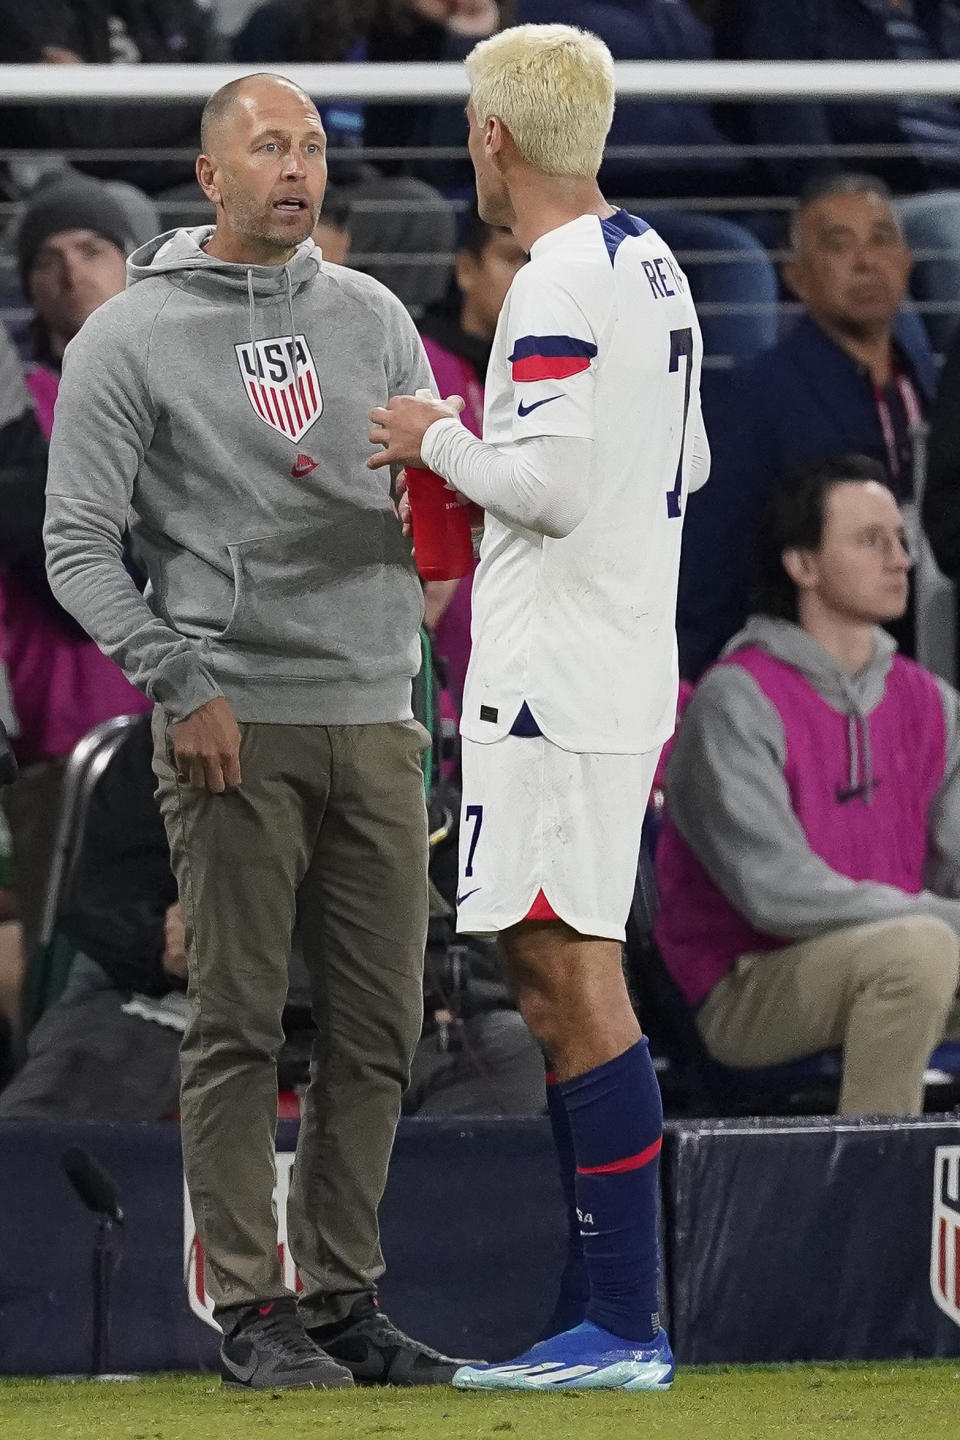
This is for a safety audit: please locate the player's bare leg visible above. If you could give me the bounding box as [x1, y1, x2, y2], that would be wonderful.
[498, 919, 639, 1078]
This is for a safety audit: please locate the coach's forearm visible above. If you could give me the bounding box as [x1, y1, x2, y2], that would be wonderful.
[44, 496, 223, 720]
[421, 418, 591, 539]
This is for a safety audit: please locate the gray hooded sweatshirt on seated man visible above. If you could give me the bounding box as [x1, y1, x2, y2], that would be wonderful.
[43, 227, 432, 724]
[665, 614, 960, 940]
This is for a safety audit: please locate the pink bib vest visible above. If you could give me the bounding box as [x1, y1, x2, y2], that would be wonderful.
[419, 334, 484, 710]
[654, 647, 946, 1005]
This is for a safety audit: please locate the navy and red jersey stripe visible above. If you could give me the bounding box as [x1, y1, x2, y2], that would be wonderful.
[509, 334, 597, 383]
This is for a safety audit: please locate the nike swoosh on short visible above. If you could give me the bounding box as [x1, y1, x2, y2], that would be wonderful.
[457, 888, 481, 904]
[517, 395, 562, 418]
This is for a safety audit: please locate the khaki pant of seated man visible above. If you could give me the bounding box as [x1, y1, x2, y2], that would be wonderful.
[696, 916, 960, 1115]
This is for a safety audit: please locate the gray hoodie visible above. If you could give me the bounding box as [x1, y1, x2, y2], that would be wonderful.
[44, 227, 433, 723]
[664, 615, 960, 940]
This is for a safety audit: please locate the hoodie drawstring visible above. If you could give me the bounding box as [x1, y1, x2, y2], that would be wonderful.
[860, 713, 874, 803]
[246, 266, 257, 355]
[839, 710, 875, 804]
[285, 265, 300, 399]
[846, 714, 859, 797]
[246, 265, 299, 393]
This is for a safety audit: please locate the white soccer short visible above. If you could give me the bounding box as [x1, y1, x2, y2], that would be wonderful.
[456, 734, 660, 940]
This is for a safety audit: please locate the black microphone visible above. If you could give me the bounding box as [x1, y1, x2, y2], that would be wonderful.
[61, 1148, 124, 1224]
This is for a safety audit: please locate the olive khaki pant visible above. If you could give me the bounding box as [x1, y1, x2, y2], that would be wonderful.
[696, 916, 960, 1116]
[152, 712, 429, 1326]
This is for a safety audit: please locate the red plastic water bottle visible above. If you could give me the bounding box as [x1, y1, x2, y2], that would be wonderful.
[404, 388, 478, 580]
[405, 466, 475, 581]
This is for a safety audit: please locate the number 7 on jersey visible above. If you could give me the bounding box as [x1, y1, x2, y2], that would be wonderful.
[666, 326, 694, 520]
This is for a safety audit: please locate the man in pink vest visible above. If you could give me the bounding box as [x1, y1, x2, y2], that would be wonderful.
[655, 453, 960, 1115]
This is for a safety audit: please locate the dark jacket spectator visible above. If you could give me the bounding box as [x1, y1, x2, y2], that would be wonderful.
[679, 175, 937, 677]
[680, 313, 936, 676]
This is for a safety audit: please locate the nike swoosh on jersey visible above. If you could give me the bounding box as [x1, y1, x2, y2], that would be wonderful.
[456, 887, 481, 905]
[517, 394, 562, 418]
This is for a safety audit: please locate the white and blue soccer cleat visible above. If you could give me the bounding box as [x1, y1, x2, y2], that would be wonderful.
[451, 1320, 674, 1392]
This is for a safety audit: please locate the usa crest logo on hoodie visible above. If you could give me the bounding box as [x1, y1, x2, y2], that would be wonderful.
[235, 333, 322, 443]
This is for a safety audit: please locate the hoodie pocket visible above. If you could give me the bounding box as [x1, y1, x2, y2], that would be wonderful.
[214, 511, 422, 676]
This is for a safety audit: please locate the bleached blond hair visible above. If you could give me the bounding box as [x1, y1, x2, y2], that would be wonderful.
[466, 24, 615, 180]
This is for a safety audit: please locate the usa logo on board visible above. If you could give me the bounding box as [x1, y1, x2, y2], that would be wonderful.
[235, 333, 322, 444]
[184, 1153, 300, 1329]
[931, 1144, 960, 1328]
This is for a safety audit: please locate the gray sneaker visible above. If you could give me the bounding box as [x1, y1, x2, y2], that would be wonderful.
[306, 1295, 471, 1386]
[220, 1298, 355, 1391]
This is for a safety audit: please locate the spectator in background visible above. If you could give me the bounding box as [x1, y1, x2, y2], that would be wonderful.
[312, 184, 352, 265]
[678, 174, 936, 678]
[712, 0, 960, 348]
[657, 455, 960, 1117]
[0, 1, 211, 197]
[18, 175, 132, 429]
[418, 206, 526, 705]
[1, 175, 151, 967]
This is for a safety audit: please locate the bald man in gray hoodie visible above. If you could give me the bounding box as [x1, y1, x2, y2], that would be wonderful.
[44, 74, 464, 1391]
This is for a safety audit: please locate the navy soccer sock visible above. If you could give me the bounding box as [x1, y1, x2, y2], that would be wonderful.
[560, 1037, 663, 1343]
[541, 1064, 588, 1336]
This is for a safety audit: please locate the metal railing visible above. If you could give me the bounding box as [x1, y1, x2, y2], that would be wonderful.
[1, 58, 960, 102]
[2, 62, 960, 361]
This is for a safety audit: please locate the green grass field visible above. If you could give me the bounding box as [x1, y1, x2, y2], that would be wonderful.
[1, 1364, 958, 1440]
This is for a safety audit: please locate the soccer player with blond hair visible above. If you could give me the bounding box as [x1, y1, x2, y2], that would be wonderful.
[369, 24, 709, 1391]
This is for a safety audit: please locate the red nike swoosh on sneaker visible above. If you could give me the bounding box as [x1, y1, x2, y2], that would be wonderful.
[291, 455, 318, 477]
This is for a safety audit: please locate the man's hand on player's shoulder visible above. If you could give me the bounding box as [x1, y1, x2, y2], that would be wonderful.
[368, 393, 464, 470]
[170, 697, 242, 794]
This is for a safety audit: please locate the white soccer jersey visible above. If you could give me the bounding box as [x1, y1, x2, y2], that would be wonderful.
[460, 209, 709, 755]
